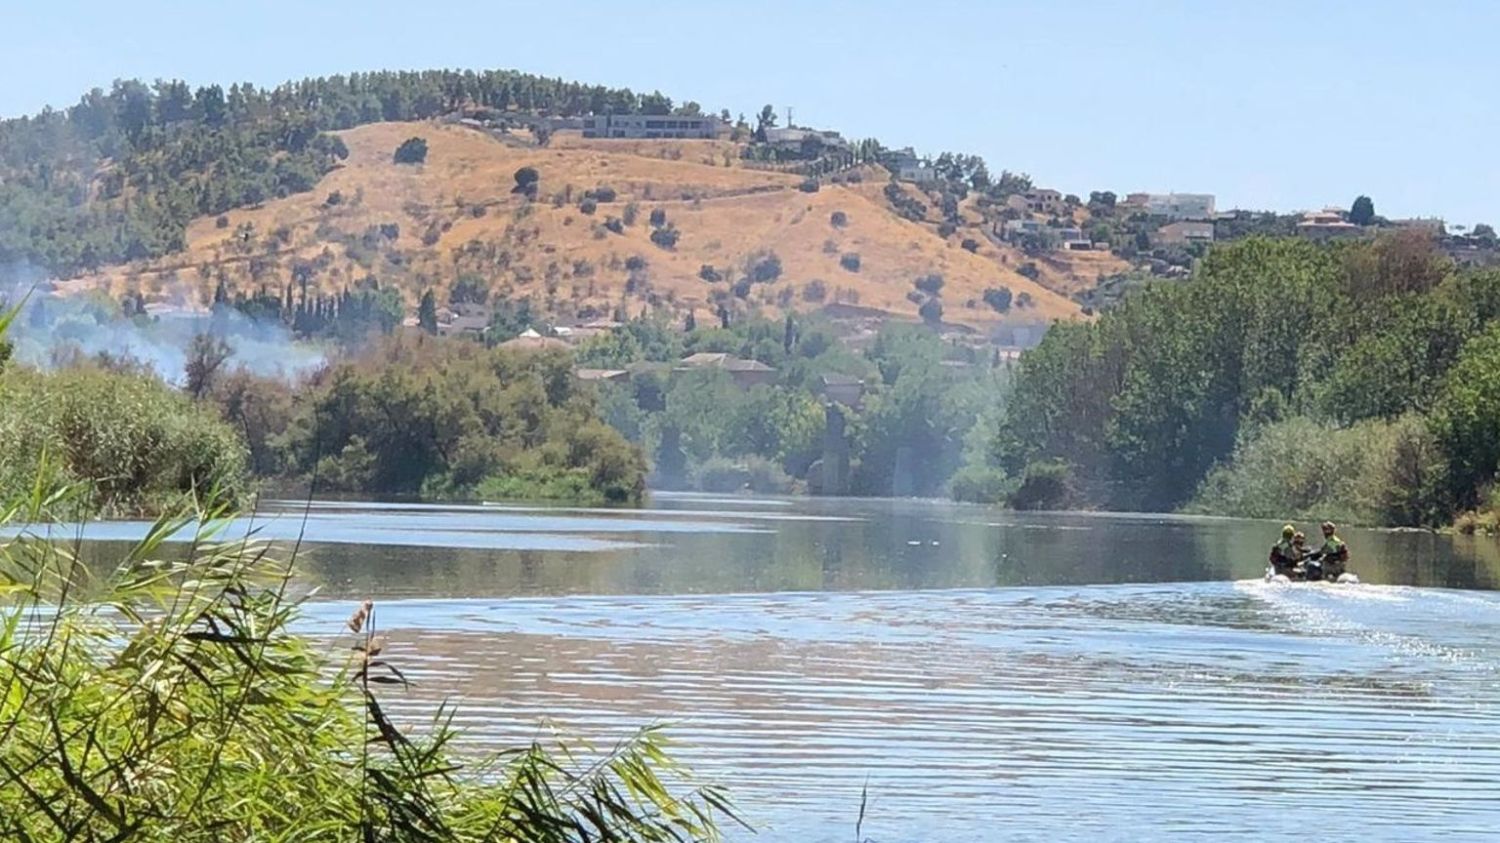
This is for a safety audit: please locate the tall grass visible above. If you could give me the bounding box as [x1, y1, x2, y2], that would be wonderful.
[0, 482, 739, 840]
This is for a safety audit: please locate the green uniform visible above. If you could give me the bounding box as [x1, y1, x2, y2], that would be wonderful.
[1319, 535, 1348, 577]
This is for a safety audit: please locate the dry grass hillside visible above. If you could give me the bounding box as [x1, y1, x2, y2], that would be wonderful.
[65, 121, 1097, 330]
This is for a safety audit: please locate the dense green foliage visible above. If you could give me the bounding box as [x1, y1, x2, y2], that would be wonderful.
[0, 364, 246, 515]
[581, 314, 1005, 497]
[214, 337, 646, 505]
[0, 70, 700, 278]
[975, 235, 1500, 525]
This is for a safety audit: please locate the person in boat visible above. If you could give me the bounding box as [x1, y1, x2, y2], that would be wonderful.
[1291, 532, 1308, 570]
[1310, 520, 1349, 579]
[1268, 524, 1299, 577]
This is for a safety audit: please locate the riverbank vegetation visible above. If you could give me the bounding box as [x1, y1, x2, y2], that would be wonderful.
[969, 234, 1500, 529]
[0, 473, 734, 841]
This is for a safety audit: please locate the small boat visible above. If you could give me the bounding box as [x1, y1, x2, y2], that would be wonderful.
[1265, 558, 1360, 585]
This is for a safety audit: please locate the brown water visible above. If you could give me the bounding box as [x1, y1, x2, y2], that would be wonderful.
[65, 495, 1500, 840]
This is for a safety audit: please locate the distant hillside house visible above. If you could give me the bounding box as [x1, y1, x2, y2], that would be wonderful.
[437, 314, 490, 339]
[1297, 208, 1362, 241]
[763, 127, 849, 159]
[675, 352, 777, 390]
[1391, 217, 1446, 234]
[1015, 189, 1065, 216]
[1155, 220, 1215, 246]
[581, 114, 723, 139]
[576, 368, 630, 383]
[1130, 192, 1217, 220]
[886, 148, 939, 184]
[498, 328, 571, 352]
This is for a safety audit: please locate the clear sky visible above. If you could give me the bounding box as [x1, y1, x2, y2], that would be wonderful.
[5, 0, 1497, 224]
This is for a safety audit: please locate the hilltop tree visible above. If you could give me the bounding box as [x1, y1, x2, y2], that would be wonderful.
[754, 104, 777, 142]
[1350, 195, 1376, 226]
[418, 289, 438, 334]
[393, 137, 428, 165]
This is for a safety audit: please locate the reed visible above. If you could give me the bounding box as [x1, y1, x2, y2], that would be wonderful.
[0, 450, 739, 839]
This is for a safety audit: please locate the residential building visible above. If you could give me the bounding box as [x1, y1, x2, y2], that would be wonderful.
[437, 314, 490, 339]
[1391, 217, 1446, 234]
[1155, 220, 1216, 246]
[675, 352, 777, 390]
[580, 114, 723, 139]
[498, 327, 571, 351]
[763, 127, 849, 158]
[1019, 189, 1065, 215]
[1296, 209, 1362, 241]
[886, 147, 938, 184]
[1132, 193, 1217, 220]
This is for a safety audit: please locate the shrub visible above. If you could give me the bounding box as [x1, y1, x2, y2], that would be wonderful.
[324, 190, 344, 207]
[693, 455, 793, 493]
[215, 215, 230, 229]
[830, 210, 849, 228]
[798, 178, 820, 193]
[918, 297, 944, 324]
[623, 202, 640, 226]
[392, 136, 428, 165]
[950, 463, 1014, 503]
[802, 280, 828, 302]
[1017, 262, 1040, 280]
[699, 264, 723, 283]
[625, 255, 648, 272]
[579, 197, 598, 215]
[604, 216, 624, 234]
[961, 237, 980, 253]
[914, 273, 945, 295]
[1017, 291, 1034, 308]
[983, 286, 1013, 313]
[587, 185, 618, 203]
[512, 166, 539, 199]
[649, 208, 667, 227]
[745, 250, 783, 284]
[938, 221, 957, 238]
[650, 224, 681, 250]
[1010, 460, 1074, 510]
[840, 252, 861, 272]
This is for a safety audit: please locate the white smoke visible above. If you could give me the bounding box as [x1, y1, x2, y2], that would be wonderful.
[1, 269, 324, 385]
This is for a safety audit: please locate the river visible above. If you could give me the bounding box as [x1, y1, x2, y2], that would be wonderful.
[63, 495, 1500, 840]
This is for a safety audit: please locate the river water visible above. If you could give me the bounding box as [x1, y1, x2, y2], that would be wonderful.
[66, 496, 1500, 840]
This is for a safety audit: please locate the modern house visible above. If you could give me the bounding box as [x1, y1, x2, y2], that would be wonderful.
[1155, 220, 1216, 246]
[436, 314, 490, 339]
[1128, 193, 1217, 220]
[763, 126, 849, 158]
[1296, 209, 1362, 241]
[1017, 189, 1065, 215]
[886, 148, 939, 184]
[580, 114, 723, 139]
[675, 352, 777, 390]
[498, 328, 572, 352]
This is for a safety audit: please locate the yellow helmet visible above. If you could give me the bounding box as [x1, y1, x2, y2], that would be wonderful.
[1282, 524, 1295, 538]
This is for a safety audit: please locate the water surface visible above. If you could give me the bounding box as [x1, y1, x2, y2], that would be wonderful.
[59, 496, 1500, 840]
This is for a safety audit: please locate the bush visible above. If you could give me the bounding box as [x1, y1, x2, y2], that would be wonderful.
[918, 297, 944, 324]
[0, 367, 246, 515]
[215, 215, 230, 229]
[840, 252, 861, 272]
[692, 455, 794, 494]
[961, 237, 980, 253]
[649, 208, 667, 227]
[1188, 414, 1447, 526]
[324, 190, 343, 207]
[1017, 262, 1040, 280]
[579, 197, 598, 215]
[604, 216, 624, 234]
[392, 136, 428, 165]
[745, 250, 782, 284]
[625, 255, 648, 272]
[937, 221, 957, 238]
[512, 166, 539, 199]
[650, 224, 681, 250]
[586, 185, 618, 203]
[699, 264, 723, 283]
[914, 273, 945, 296]
[798, 178, 820, 193]
[983, 286, 1013, 313]
[1010, 460, 1074, 510]
[803, 279, 828, 302]
[623, 202, 639, 226]
[950, 463, 1014, 503]
[830, 210, 848, 228]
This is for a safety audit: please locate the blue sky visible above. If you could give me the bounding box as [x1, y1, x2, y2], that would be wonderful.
[5, 0, 1497, 224]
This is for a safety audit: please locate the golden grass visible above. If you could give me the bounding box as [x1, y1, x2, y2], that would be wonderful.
[65, 121, 1087, 328]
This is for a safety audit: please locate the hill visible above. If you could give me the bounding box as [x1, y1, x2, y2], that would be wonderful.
[57, 120, 1085, 330]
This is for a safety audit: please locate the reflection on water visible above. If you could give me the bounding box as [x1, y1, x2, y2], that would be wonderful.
[43, 494, 1500, 840]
